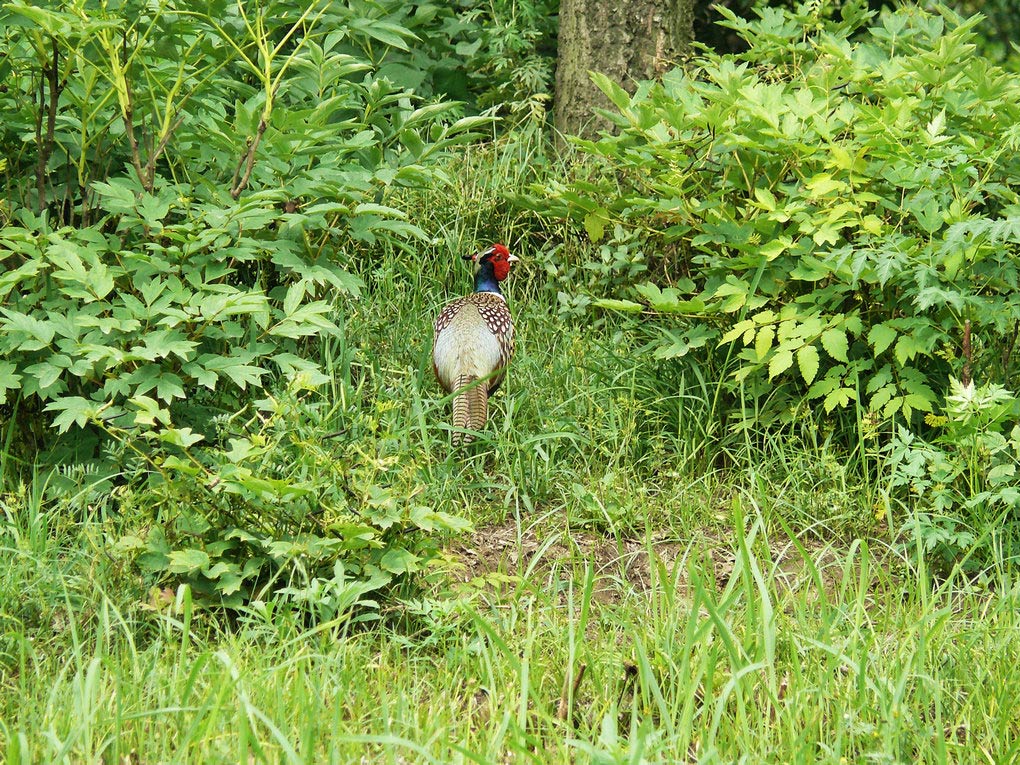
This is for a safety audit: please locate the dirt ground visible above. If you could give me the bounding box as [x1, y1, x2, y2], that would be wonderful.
[449, 520, 852, 606]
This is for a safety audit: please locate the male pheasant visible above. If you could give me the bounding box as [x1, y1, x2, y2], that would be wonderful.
[432, 244, 519, 445]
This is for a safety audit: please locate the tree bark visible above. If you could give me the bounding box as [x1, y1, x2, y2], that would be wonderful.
[554, 0, 693, 140]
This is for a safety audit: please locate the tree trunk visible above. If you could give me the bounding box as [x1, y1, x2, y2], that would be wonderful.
[554, 0, 693, 140]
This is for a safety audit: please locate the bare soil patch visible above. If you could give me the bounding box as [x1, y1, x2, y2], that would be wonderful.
[449, 520, 854, 605]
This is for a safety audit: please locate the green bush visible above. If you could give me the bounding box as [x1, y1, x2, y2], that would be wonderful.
[888, 379, 1020, 570]
[114, 375, 471, 614]
[0, 0, 482, 612]
[543, 1, 1020, 430]
[246, 0, 556, 122]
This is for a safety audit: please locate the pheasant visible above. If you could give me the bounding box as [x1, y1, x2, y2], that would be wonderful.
[432, 244, 520, 445]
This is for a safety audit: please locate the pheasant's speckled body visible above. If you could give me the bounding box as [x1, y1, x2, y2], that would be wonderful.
[432, 244, 518, 445]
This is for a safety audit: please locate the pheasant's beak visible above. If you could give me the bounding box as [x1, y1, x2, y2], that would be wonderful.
[507, 254, 520, 263]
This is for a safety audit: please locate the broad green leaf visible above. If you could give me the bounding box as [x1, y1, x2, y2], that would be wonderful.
[156, 374, 186, 402]
[137, 194, 171, 227]
[160, 427, 204, 448]
[0, 361, 22, 402]
[755, 325, 774, 361]
[1, 309, 55, 350]
[284, 282, 307, 316]
[25, 360, 63, 390]
[894, 335, 920, 366]
[350, 18, 418, 50]
[820, 328, 849, 363]
[807, 374, 839, 400]
[868, 323, 897, 355]
[590, 72, 631, 111]
[91, 179, 137, 213]
[714, 280, 747, 313]
[722, 319, 755, 345]
[217, 573, 245, 596]
[753, 187, 777, 211]
[583, 209, 608, 242]
[769, 349, 794, 379]
[760, 237, 792, 260]
[811, 224, 841, 247]
[44, 396, 95, 432]
[379, 547, 420, 575]
[167, 549, 211, 574]
[860, 215, 884, 235]
[805, 173, 847, 197]
[0, 259, 45, 300]
[823, 387, 856, 412]
[797, 345, 820, 385]
[130, 395, 172, 427]
[903, 393, 934, 413]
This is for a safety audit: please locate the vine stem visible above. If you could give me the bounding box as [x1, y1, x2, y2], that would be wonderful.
[962, 319, 972, 387]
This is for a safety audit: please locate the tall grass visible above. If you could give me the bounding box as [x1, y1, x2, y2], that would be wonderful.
[5, 491, 1020, 762]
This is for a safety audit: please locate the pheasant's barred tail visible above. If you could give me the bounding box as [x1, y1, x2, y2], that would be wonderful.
[451, 374, 489, 446]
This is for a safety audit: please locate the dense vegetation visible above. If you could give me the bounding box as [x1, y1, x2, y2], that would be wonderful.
[2, 0, 1020, 762]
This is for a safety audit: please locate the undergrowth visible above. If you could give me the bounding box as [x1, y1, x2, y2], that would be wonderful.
[2, 2, 1020, 762]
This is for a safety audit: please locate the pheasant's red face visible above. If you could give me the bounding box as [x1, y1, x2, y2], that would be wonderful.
[479, 243, 518, 281]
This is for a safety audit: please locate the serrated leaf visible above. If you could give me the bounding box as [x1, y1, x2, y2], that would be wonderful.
[755, 325, 774, 361]
[0, 361, 22, 403]
[894, 335, 919, 366]
[44, 396, 95, 432]
[91, 178, 137, 213]
[823, 387, 856, 412]
[797, 345, 820, 385]
[584, 208, 609, 242]
[903, 393, 933, 413]
[769, 349, 794, 379]
[868, 323, 897, 355]
[820, 328, 849, 362]
[1, 309, 55, 350]
[167, 548, 210, 574]
[807, 374, 839, 399]
[722, 319, 755, 344]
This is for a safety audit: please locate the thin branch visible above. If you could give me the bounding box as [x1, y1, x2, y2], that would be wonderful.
[1002, 320, 1019, 378]
[230, 83, 279, 200]
[143, 110, 187, 189]
[229, 116, 268, 200]
[35, 66, 45, 213]
[962, 319, 972, 387]
[36, 37, 65, 214]
[123, 79, 147, 191]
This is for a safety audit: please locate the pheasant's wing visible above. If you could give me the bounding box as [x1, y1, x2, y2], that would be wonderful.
[471, 293, 515, 393]
[432, 296, 467, 391]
